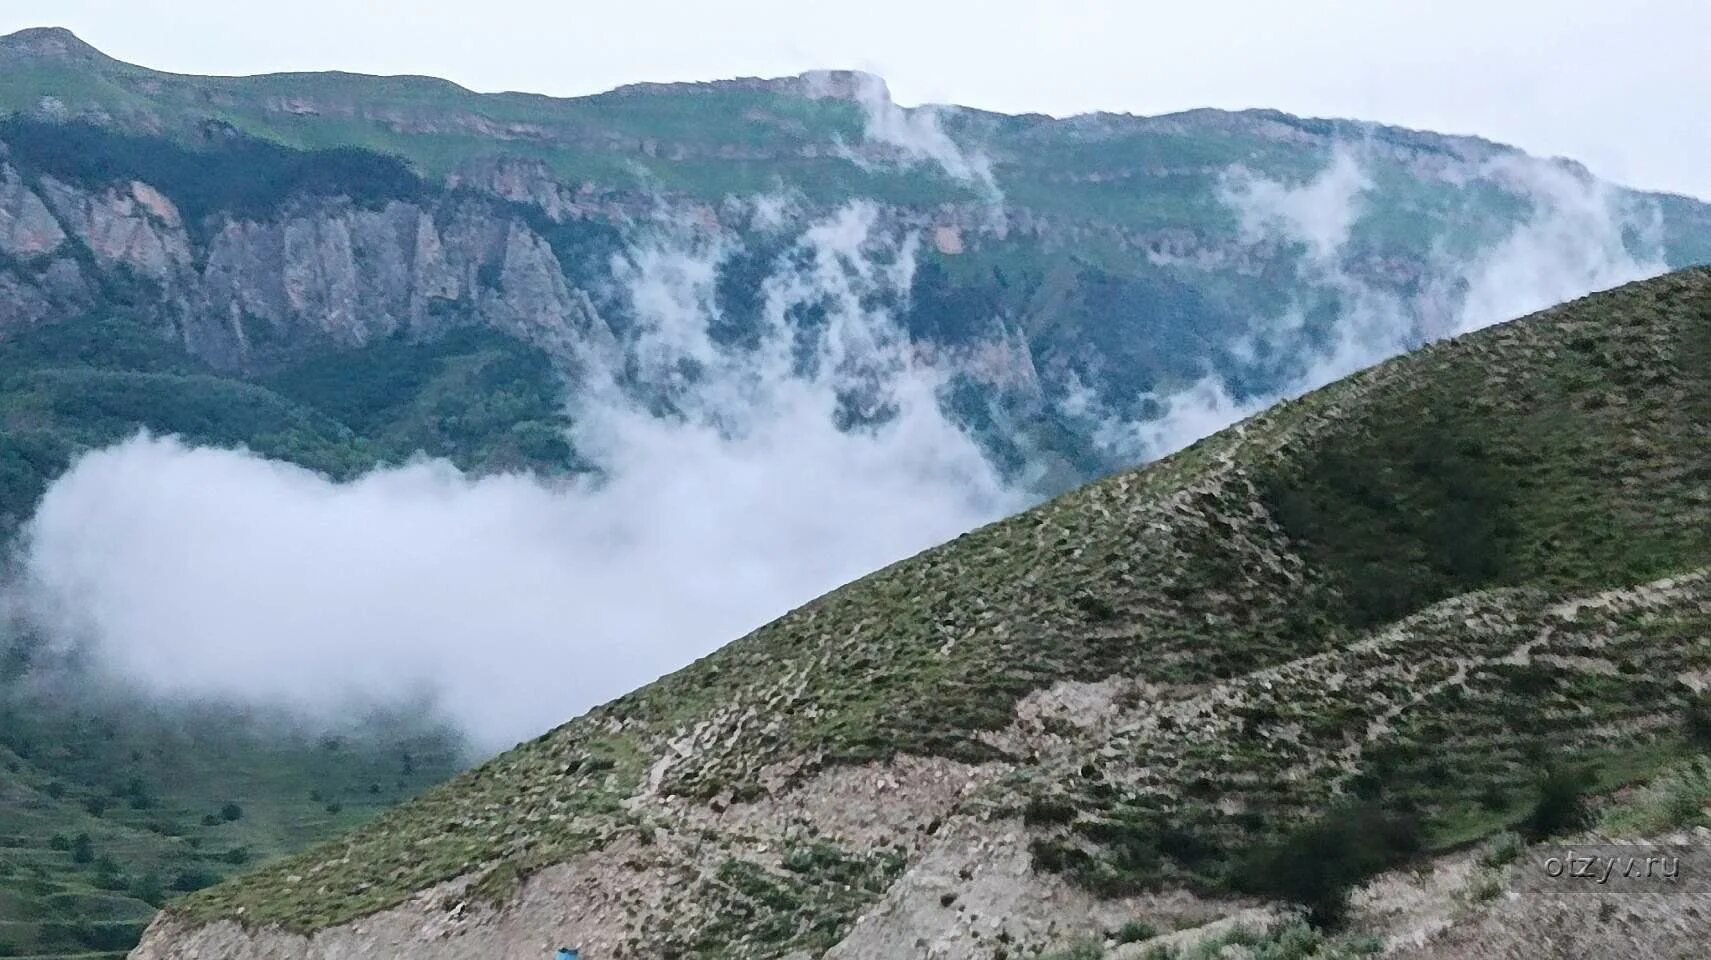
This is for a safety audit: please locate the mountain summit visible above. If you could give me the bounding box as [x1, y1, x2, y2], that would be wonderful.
[133, 269, 1711, 958]
[0, 26, 106, 61]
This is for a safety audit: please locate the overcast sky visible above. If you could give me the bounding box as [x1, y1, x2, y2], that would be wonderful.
[2, 1, 1707, 198]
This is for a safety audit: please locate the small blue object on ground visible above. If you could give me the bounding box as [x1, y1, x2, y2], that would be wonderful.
[555, 948, 579, 960]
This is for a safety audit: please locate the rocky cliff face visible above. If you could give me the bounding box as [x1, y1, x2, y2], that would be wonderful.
[197, 198, 608, 364]
[0, 156, 614, 372]
[0, 162, 66, 255]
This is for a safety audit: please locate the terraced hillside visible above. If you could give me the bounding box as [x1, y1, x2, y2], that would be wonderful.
[128, 268, 1710, 958]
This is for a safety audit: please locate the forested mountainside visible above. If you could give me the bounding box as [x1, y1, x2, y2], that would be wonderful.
[136, 270, 1711, 959]
[2, 24, 1710, 513]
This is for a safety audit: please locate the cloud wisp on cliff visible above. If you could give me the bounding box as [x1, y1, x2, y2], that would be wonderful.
[816, 70, 1002, 205]
[1061, 144, 1667, 462]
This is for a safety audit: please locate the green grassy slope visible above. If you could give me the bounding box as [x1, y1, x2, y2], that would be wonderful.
[0, 683, 462, 960]
[163, 269, 1708, 951]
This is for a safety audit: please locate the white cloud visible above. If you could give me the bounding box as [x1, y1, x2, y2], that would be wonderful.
[1451, 155, 1665, 336]
[813, 70, 1002, 204]
[8, 204, 1020, 752]
[1223, 148, 1374, 264]
[1065, 146, 1667, 463]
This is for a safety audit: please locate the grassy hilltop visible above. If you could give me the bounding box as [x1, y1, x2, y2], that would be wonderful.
[147, 269, 1709, 957]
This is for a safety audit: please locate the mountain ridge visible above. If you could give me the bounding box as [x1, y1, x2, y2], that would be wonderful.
[131, 267, 1711, 958]
[0, 26, 1623, 185]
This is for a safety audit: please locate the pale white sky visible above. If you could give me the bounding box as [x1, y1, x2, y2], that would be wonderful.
[2, 1, 1707, 199]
